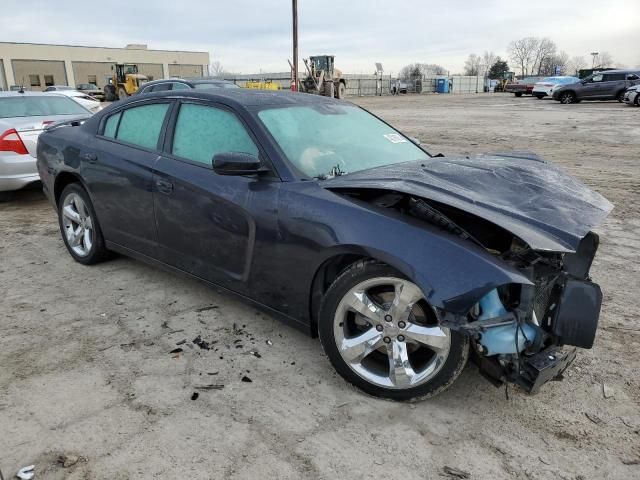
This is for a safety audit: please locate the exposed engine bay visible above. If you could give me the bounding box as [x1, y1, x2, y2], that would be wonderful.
[334, 188, 603, 393]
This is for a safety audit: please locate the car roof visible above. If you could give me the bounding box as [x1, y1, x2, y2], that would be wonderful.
[0, 91, 68, 97]
[128, 88, 346, 108]
[142, 78, 236, 87]
[595, 69, 640, 74]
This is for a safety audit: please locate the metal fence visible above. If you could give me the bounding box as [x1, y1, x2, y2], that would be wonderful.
[222, 72, 488, 96]
[222, 72, 392, 96]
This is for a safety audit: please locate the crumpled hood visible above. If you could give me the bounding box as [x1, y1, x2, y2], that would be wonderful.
[322, 154, 613, 252]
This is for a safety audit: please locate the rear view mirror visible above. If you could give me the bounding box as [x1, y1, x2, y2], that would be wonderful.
[212, 152, 266, 175]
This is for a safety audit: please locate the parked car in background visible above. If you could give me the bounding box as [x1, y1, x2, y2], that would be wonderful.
[37, 89, 611, 400]
[76, 83, 105, 101]
[504, 77, 543, 97]
[43, 85, 74, 92]
[623, 84, 640, 106]
[56, 90, 104, 113]
[532, 76, 580, 99]
[552, 70, 640, 104]
[0, 92, 91, 195]
[136, 78, 240, 94]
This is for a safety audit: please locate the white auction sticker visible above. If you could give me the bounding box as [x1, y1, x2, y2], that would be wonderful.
[383, 133, 407, 144]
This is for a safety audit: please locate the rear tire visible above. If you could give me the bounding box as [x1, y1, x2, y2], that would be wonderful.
[535, 94, 544, 99]
[58, 183, 109, 265]
[336, 81, 346, 100]
[318, 260, 469, 401]
[515, 92, 523, 97]
[118, 87, 128, 101]
[617, 91, 626, 103]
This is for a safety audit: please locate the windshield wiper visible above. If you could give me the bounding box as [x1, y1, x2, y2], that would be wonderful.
[315, 164, 348, 180]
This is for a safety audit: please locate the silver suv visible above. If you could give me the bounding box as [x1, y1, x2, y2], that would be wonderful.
[552, 70, 640, 104]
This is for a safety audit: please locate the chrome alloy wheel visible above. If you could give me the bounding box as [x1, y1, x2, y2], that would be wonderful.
[61, 193, 94, 257]
[333, 277, 451, 389]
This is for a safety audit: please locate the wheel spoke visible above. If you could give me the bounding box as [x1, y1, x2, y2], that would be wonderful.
[344, 290, 385, 325]
[387, 339, 416, 388]
[403, 324, 450, 353]
[83, 228, 92, 252]
[69, 226, 83, 246]
[62, 205, 81, 224]
[74, 196, 86, 219]
[388, 280, 423, 322]
[340, 328, 384, 363]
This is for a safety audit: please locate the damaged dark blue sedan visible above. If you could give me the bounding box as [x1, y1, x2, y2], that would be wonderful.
[36, 90, 612, 401]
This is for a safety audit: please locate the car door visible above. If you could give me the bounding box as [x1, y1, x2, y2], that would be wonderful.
[600, 73, 625, 98]
[83, 100, 172, 256]
[579, 74, 604, 98]
[152, 100, 280, 293]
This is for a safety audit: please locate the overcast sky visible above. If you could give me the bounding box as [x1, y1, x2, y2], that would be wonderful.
[2, 0, 638, 75]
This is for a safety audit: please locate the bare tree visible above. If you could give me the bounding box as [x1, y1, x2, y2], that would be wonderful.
[399, 63, 447, 81]
[508, 37, 539, 76]
[597, 52, 614, 68]
[209, 61, 226, 77]
[532, 38, 557, 75]
[567, 56, 587, 75]
[482, 51, 497, 75]
[539, 50, 570, 76]
[464, 54, 482, 76]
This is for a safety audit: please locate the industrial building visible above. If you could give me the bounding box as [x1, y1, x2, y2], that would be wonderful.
[0, 42, 210, 91]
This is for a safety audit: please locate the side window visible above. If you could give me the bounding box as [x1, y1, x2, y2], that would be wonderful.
[627, 74, 639, 81]
[172, 103, 258, 165]
[115, 103, 170, 149]
[591, 74, 603, 83]
[171, 82, 190, 90]
[603, 73, 625, 82]
[103, 112, 121, 138]
[151, 83, 171, 92]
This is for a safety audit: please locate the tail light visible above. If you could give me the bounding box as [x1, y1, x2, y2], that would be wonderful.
[0, 129, 28, 155]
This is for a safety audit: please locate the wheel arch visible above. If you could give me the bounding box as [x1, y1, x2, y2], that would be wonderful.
[54, 171, 88, 207]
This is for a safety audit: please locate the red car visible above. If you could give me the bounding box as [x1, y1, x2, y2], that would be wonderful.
[505, 77, 543, 97]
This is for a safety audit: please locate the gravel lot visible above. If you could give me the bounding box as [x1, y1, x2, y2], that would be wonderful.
[1, 93, 638, 480]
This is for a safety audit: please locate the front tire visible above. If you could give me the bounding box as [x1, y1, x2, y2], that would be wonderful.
[318, 260, 469, 401]
[118, 87, 128, 101]
[58, 183, 109, 265]
[617, 91, 625, 103]
[514, 92, 523, 97]
[535, 94, 544, 99]
[336, 82, 346, 99]
[559, 91, 576, 104]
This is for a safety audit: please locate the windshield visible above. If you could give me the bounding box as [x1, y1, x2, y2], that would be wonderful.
[257, 104, 428, 179]
[0, 96, 90, 118]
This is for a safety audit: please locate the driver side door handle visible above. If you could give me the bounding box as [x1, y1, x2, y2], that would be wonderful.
[155, 179, 174, 195]
[81, 152, 98, 163]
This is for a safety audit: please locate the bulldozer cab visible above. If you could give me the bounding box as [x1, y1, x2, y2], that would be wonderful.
[104, 63, 148, 101]
[310, 56, 334, 76]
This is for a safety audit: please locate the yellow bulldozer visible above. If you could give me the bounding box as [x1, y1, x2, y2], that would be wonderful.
[300, 55, 346, 99]
[103, 64, 148, 101]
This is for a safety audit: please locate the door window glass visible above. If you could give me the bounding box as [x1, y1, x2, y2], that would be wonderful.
[172, 103, 258, 165]
[116, 103, 169, 149]
[103, 112, 121, 138]
[171, 82, 190, 90]
[603, 73, 625, 81]
[151, 83, 171, 92]
[591, 74, 603, 82]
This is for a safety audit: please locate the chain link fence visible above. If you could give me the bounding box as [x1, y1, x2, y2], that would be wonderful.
[222, 73, 487, 96]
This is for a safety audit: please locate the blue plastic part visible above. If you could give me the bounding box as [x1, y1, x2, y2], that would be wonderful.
[477, 288, 538, 356]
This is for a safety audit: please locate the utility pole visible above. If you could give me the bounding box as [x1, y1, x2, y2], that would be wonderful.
[292, 0, 298, 91]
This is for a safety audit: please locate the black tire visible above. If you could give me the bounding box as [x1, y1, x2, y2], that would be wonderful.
[318, 260, 470, 401]
[336, 81, 346, 100]
[514, 92, 523, 97]
[559, 91, 576, 104]
[535, 94, 544, 99]
[104, 85, 116, 102]
[636, 95, 640, 107]
[58, 183, 109, 265]
[118, 87, 128, 101]
[616, 91, 625, 103]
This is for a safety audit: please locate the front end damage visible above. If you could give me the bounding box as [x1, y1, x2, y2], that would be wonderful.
[330, 188, 606, 394]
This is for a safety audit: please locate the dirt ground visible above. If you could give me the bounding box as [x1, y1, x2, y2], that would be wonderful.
[1, 93, 639, 480]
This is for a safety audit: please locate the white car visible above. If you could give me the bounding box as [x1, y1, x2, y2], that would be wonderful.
[0, 92, 91, 194]
[55, 90, 104, 113]
[623, 85, 640, 106]
[532, 76, 580, 99]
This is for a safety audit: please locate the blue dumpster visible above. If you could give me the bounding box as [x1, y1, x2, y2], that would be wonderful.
[436, 78, 449, 93]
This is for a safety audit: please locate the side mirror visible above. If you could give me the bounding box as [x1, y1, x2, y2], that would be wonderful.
[212, 152, 266, 176]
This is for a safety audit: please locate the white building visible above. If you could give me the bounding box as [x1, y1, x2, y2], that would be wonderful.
[0, 42, 210, 91]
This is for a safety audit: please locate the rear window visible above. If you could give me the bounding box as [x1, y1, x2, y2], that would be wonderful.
[103, 103, 170, 150]
[604, 73, 626, 81]
[0, 95, 89, 118]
